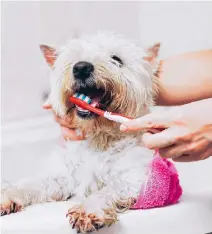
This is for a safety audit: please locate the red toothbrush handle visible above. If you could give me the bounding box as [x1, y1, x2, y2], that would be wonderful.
[70, 96, 165, 132]
[70, 97, 105, 116]
[70, 96, 133, 121]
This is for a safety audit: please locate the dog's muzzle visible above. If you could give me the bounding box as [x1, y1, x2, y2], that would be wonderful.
[71, 61, 112, 119]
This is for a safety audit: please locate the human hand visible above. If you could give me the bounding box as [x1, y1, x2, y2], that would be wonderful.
[120, 101, 212, 162]
[43, 102, 85, 141]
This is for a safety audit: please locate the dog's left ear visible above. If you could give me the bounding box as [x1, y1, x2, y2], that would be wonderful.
[144, 42, 161, 65]
[40, 45, 58, 68]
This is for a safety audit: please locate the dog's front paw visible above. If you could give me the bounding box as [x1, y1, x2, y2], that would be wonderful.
[0, 200, 23, 216]
[1, 189, 24, 216]
[66, 205, 117, 233]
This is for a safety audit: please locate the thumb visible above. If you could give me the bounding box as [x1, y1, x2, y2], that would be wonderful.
[120, 111, 172, 132]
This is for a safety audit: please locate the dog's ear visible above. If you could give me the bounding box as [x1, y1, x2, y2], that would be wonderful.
[40, 45, 58, 68]
[144, 42, 161, 65]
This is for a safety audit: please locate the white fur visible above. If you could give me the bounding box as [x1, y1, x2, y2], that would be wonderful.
[1, 31, 159, 232]
[2, 137, 153, 215]
[49, 32, 156, 116]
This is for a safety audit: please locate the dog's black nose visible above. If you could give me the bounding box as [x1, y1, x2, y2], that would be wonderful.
[73, 61, 94, 80]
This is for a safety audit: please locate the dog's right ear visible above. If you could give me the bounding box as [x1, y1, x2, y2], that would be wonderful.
[144, 43, 161, 64]
[40, 45, 58, 68]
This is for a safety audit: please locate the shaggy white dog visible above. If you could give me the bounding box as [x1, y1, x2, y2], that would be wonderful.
[1, 32, 160, 233]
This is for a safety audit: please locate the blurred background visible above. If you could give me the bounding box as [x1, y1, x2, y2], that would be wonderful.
[1, 2, 212, 183]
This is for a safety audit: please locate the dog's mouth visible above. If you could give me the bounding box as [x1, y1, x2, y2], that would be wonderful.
[72, 86, 112, 119]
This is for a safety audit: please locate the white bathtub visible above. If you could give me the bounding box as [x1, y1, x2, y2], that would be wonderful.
[1, 114, 212, 234]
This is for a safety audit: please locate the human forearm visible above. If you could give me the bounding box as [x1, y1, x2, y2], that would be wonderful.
[155, 50, 212, 106]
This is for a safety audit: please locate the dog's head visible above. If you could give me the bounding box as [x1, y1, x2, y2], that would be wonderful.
[40, 32, 160, 148]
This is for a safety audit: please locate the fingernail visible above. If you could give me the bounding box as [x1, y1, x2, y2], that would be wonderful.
[120, 124, 128, 131]
[42, 101, 51, 109]
[65, 136, 69, 141]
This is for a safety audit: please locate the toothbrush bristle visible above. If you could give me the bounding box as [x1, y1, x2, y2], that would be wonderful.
[73, 93, 92, 104]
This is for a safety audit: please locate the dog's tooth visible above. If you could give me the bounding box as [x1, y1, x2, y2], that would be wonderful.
[91, 102, 97, 107]
[76, 106, 89, 112]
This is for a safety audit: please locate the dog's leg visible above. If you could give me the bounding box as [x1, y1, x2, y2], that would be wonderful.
[66, 177, 142, 233]
[0, 141, 84, 216]
[1, 175, 74, 216]
[67, 146, 152, 233]
[67, 185, 119, 233]
[66, 183, 139, 233]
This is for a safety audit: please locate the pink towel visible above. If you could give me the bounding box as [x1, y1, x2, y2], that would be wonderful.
[132, 150, 182, 209]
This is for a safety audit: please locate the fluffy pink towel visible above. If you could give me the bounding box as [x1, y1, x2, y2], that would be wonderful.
[132, 150, 182, 209]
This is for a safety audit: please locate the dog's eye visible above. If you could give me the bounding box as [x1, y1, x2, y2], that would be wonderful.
[111, 55, 123, 67]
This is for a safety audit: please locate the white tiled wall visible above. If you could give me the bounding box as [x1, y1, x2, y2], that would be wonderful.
[2, 2, 212, 123]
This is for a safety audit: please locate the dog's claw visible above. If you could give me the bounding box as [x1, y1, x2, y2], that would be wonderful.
[67, 205, 116, 233]
[0, 200, 23, 216]
[72, 216, 79, 229]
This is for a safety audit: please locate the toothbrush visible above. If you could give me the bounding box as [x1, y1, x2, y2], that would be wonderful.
[70, 94, 165, 133]
[70, 93, 165, 133]
[70, 95, 132, 124]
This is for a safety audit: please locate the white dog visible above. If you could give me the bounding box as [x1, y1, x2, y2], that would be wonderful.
[1, 32, 161, 233]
